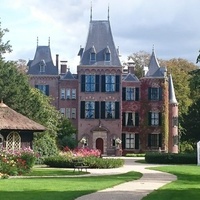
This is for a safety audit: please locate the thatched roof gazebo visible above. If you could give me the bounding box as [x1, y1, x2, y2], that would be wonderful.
[0, 102, 46, 151]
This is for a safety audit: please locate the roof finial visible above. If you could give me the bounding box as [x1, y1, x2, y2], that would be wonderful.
[37, 36, 38, 47]
[108, 4, 110, 20]
[90, 1, 93, 21]
[48, 37, 50, 47]
[152, 44, 154, 53]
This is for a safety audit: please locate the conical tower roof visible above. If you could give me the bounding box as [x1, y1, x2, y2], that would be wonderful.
[169, 74, 178, 104]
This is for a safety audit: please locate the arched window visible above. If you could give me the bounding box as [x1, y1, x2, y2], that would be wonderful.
[6, 132, 21, 151]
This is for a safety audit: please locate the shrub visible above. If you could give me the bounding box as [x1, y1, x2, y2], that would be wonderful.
[0, 148, 37, 176]
[125, 153, 145, 157]
[44, 156, 124, 168]
[33, 133, 58, 164]
[180, 141, 195, 153]
[145, 152, 197, 164]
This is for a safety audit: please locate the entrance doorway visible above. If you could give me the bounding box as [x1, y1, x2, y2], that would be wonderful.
[96, 138, 104, 154]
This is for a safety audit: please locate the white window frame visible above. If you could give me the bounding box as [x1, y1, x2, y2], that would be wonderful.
[66, 89, 71, 99]
[60, 88, 65, 99]
[71, 108, 76, 119]
[60, 108, 65, 116]
[66, 108, 71, 118]
[71, 89, 76, 99]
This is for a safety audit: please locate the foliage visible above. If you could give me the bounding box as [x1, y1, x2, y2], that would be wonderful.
[0, 22, 12, 59]
[180, 141, 195, 153]
[125, 153, 145, 157]
[145, 152, 197, 164]
[127, 51, 150, 78]
[0, 148, 36, 176]
[33, 133, 58, 164]
[57, 117, 77, 149]
[44, 147, 123, 168]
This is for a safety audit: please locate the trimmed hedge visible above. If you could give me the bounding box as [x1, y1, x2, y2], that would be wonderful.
[44, 156, 124, 169]
[145, 152, 197, 164]
[125, 153, 145, 157]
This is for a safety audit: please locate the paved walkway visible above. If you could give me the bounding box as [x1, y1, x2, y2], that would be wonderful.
[75, 157, 177, 200]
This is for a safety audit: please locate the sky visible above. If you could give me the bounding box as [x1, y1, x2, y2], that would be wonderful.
[1, 0, 200, 73]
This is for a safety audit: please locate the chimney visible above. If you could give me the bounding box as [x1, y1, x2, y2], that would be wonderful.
[127, 59, 135, 74]
[60, 60, 68, 74]
[56, 54, 59, 69]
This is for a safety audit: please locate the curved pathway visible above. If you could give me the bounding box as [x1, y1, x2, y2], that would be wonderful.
[75, 157, 176, 200]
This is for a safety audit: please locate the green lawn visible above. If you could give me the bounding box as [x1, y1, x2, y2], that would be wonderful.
[0, 171, 142, 200]
[143, 165, 200, 200]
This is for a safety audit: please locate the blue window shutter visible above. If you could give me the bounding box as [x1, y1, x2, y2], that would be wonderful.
[159, 133, 162, 148]
[95, 75, 99, 92]
[135, 88, 139, 101]
[115, 102, 120, 119]
[80, 101, 85, 119]
[101, 101, 105, 119]
[159, 87, 162, 100]
[122, 112, 125, 126]
[148, 87, 151, 100]
[135, 134, 139, 149]
[122, 133, 126, 149]
[135, 112, 139, 126]
[81, 75, 85, 92]
[101, 75, 105, 92]
[148, 134, 151, 147]
[45, 85, 49, 96]
[116, 75, 120, 92]
[122, 87, 126, 101]
[148, 112, 151, 126]
[159, 112, 162, 126]
[95, 101, 99, 119]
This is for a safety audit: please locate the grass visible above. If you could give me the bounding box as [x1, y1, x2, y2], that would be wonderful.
[143, 165, 200, 200]
[25, 168, 88, 176]
[0, 171, 142, 200]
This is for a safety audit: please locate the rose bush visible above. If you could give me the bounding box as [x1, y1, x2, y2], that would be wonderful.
[0, 148, 37, 176]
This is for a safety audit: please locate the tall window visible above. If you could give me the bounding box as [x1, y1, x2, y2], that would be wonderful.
[105, 102, 115, 119]
[172, 117, 178, 127]
[60, 88, 65, 99]
[39, 60, 46, 72]
[90, 52, 96, 61]
[35, 85, 49, 96]
[148, 87, 162, 101]
[126, 87, 135, 100]
[66, 89, 71, 99]
[105, 52, 111, 61]
[122, 87, 139, 101]
[125, 134, 135, 149]
[85, 101, 95, 119]
[71, 108, 76, 119]
[66, 108, 71, 118]
[122, 112, 139, 126]
[149, 112, 161, 126]
[60, 108, 65, 116]
[148, 133, 162, 148]
[105, 75, 115, 92]
[85, 75, 95, 92]
[71, 89, 76, 99]
[122, 133, 139, 149]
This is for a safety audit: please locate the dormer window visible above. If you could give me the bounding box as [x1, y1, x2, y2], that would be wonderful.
[39, 59, 46, 72]
[90, 46, 96, 62]
[105, 46, 111, 62]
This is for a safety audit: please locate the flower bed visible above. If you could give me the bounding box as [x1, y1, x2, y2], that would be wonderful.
[0, 148, 37, 176]
[44, 146, 124, 168]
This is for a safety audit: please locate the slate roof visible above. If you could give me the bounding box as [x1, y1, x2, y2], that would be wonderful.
[0, 102, 46, 131]
[79, 20, 121, 67]
[123, 73, 139, 82]
[169, 74, 178, 104]
[27, 46, 58, 75]
[61, 70, 76, 80]
[145, 50, 166, 77]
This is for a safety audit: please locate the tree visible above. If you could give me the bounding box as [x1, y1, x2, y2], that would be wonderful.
[57, 117, 77, 149]
[0, 22, 12, 59]
[126, 51, 150, 78]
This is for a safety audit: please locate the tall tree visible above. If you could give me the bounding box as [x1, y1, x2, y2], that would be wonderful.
[0, 22, 12, 59]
